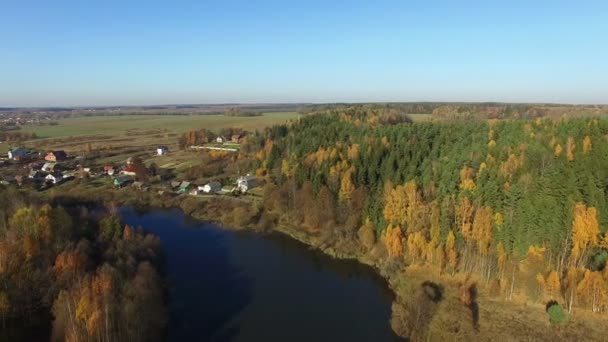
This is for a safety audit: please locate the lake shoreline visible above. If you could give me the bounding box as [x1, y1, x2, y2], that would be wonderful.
[46, 186, 408, 339]
[45, 183, 608, 341]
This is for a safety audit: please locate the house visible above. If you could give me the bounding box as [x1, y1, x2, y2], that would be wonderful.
[29, 170, 46, 181]
[45, 172, 64, 184]
[156, 146, 169, 156]
[45, 150, 68, 162]
[41, 162, 56, 172]
[201, 181, 222, 194]
[236, 175, 258, 193]
[1, 175, 16, 185]
[216, 136, 227, 143]
[170, 181, 180, 190]
[103, 165, 116, 175]
[120, 165, 136, 176]
[189, 187, 200, 196]
[8, 148, 27, 160]
[113, 175, 133, 188]
[231, 134, 242, 143]
[177, 181, 192, 193]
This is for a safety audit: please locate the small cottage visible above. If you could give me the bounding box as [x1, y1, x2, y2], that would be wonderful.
[177, 181, 192, 193]
[103, 165, 115, 175]
[41, 162, 56, 172]
[236, 175, 258, 193]
[8, 148, 27, 160]
[1, 175, 16, 185]
[113, 175, 133, 188]
[120, 165, 136, 176]
[202, 181, 222, 194]
[156, 146, 169, 156]
[216, 136, 227, 143]
[231, 134, 242, 143]
[45, 172, 64, 184]
[45, 150, 68, 162]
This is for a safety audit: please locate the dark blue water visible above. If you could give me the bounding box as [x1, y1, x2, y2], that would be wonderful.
[120, 208, 398, 342]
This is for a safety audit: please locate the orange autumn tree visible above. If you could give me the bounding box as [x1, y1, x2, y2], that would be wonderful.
[577, 270, 607, 313]
[570, 203, 599, 268]
[566, 136, 576, 162]
[546, 271, 561, 299]
[383, 180, 424, 232]
[445, 230, 458, 274]
[583, 135, 592, 154]
[472, 206, 493, 278]
[384, 225, 404, 258]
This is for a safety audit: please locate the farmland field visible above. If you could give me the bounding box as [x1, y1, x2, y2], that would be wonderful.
[21, 112, 299, 138]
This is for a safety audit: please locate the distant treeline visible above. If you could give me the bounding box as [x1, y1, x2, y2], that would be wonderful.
[223, 108, 263, 117]
[298, 103, 608, 120]
[0, 131, 37, 142]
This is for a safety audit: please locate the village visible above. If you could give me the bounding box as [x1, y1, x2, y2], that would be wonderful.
[0, 132, 261, 199]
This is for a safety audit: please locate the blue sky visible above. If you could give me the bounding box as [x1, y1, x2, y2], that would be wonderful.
[1, 1, 607, 106]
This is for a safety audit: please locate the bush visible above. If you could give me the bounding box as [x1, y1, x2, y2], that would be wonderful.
[547, 303, 568, 326]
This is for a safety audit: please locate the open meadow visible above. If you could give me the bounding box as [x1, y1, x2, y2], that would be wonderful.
[21, 112, 299, 138]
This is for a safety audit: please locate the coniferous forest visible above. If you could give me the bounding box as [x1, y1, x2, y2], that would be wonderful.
[246, 106, 608, 318]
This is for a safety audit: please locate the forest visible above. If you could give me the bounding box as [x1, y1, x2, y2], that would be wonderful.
[245, 106, 608, 316]
[0, 188, 166, 341]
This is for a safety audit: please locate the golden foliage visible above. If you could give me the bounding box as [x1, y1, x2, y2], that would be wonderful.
[459, 166, 476, 192]
[384, 225, 404, 258]
[383, 180, 424, 232]
[554, 143, 563, 157]
[546, 271, 561, 299]
[456, 196, 474, 240]
[339, 166, 356, 202]
[571, 203, 599, 267]
[472, 207, 493, 255]
[446, 230, 458, 272]
[566, 136, 576, 162]
[583, 135, 592, 154]
[577, 270, 608, 313]
[499, 153, 522, 180]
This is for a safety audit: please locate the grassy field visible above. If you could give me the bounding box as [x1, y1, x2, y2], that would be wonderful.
[22, 112, 299, 138]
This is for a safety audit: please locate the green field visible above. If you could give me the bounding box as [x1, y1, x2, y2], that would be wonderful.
[22, 112, 299, 138]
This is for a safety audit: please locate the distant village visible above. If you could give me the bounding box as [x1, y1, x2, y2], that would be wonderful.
[0, 138, 261, 197]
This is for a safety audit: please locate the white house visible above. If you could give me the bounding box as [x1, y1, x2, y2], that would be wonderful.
[45, 172, 63, 184]
[8, 148, 27, 160]
[236, 175, 258, 193]
[156, 146, 169, 156]
[216, 136, 227, 143]
[201, 181, 222, 194]
[41, 162, 56, 172]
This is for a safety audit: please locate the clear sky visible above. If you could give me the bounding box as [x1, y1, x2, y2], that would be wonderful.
[1, 0, 607, 106]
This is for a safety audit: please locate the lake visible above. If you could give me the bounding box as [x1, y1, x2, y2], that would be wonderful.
[120, 207, 399, 342]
